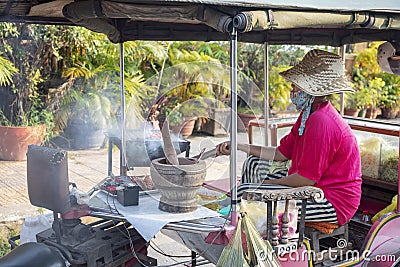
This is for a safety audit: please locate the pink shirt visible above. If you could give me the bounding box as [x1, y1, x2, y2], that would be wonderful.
[278, 102, 362, 225]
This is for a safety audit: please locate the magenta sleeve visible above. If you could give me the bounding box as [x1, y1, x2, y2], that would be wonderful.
[277, 116, 301, 159]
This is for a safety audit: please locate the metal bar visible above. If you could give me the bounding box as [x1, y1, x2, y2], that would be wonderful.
[89, 211, 126, 221]
[267, 201, 272, 241]
[271, 124, 278, 147]
[191, 251, 197, 267]
[348, 124, 399, 137]
[119, 42, 127, 176]
[90, 207, 225, 232]
[108, 137, 113, 176]
[264, 41, 270, 146]
[340, 45, 346, 116]
[163, 223, 223, 233]
[229, 26, 238, 226]
[298, 199, 307, 248]
[53, 211, 61, 244]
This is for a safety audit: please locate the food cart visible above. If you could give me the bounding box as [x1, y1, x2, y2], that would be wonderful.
[0, 1, 399, 266]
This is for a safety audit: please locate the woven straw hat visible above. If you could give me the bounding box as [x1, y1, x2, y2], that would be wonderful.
[279, 49, 354, 96]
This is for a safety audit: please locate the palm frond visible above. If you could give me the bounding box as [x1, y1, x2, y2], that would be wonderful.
[0, 55, 18, 86]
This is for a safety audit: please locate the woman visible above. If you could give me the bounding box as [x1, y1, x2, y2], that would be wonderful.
[216, 49, 362, 226]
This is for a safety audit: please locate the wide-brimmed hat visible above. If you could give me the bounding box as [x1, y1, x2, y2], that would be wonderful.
[279, 49, 354, 96]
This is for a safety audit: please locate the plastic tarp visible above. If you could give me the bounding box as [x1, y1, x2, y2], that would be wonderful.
[63, 1, 233, 43]
[233, 10, 400, 32]
[59, 0, 400, 44]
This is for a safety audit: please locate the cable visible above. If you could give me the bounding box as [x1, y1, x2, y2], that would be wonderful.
[149, 242, 191, 258]
[103, 185, 232, 267]
[150, 210, 231, 267]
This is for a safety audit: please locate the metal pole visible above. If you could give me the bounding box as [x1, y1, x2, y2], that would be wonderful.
[264, 41, 270, 146]
[230, 27, 238, 226]
[340, 45, 346, 116]
[119, 42, 127, 176]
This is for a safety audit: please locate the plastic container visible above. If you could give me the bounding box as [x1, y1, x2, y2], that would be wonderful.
[20, 214, 53, 244]
[361, 210, 371, 224]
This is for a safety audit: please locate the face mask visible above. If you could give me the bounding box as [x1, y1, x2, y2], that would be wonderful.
[290, 90, 315, 136]
[290, 90, 313, 111]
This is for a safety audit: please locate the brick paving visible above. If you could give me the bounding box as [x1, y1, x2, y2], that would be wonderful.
[0, 133, 249, 223]
[0, 148, 114, 222]
[0, 133, 250, 265]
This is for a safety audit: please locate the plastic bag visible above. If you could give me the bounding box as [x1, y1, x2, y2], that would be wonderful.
[359, 136, 386, 178]
[242, 213, 281, 267]
[240, 199, 298, 239]
[216, 216, 250, 267]
[372, 195, 398, 223]
[70, 187, 90, 205]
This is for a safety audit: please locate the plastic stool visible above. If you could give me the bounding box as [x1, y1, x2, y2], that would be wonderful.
[305, 224, 348, 253]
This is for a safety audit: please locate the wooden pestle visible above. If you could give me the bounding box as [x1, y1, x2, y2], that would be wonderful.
[161, 119, 179, 165]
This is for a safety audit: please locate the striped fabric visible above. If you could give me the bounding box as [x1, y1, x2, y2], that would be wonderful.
[238, 155, 338, 223]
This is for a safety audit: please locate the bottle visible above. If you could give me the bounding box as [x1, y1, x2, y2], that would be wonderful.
[361, 210, 371, 223]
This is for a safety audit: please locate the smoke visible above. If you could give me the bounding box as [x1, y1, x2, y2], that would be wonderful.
[120, 61, 264, 181]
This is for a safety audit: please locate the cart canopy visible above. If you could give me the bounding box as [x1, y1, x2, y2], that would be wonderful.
[1, 0, 399, 45]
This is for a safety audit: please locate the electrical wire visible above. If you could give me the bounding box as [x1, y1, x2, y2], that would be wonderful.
[150, 209, 231, 267]
[104, 183, 232, 267]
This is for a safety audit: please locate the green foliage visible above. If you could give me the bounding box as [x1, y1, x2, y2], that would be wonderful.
[350, 42, 400, 112]
[0, 22, 74, 128]
[268, 66, 292, 111]
[0, 226, 18, 257]
[166, 106, 184, 126]
[156, 42, 224, 120]
[0, 55, 17, 86]
[52, 32, 167, 132]
[376, 72, 400, 109]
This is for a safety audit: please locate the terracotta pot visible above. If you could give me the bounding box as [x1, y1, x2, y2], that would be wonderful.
[343, 108, 360, 117]
[0, 124, 46, 161]
[238, 113, 261, 132]
[381, 108, 398, 119]
[170, 117, 196, 138]
[365, 108, 379, 119]
[150, 157, 207, 213]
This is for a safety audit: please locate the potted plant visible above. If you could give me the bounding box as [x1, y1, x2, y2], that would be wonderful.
[352, 43, 384, 119]
[376, 73, 400, 119]
[0, 23, 56, 160]
[343, 94, 360, 117]
[53, 67, 117, 149]
[237, 105, 263, 132]
[160, 98, 209, 138]
[155, 43, 223, 137]
[51, 34, 167, 149]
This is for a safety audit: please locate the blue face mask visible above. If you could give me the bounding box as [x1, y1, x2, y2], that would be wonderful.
[290, 90, 313, 111]
[290, 90, 315, 136]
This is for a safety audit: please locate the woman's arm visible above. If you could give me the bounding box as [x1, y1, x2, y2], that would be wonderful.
[216, 141, 288, 161]
[237, 144, 288, 161]
[263, 173, 315, 187]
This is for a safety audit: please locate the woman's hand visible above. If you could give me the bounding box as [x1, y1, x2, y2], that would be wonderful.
[215, 141, 230, 156]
